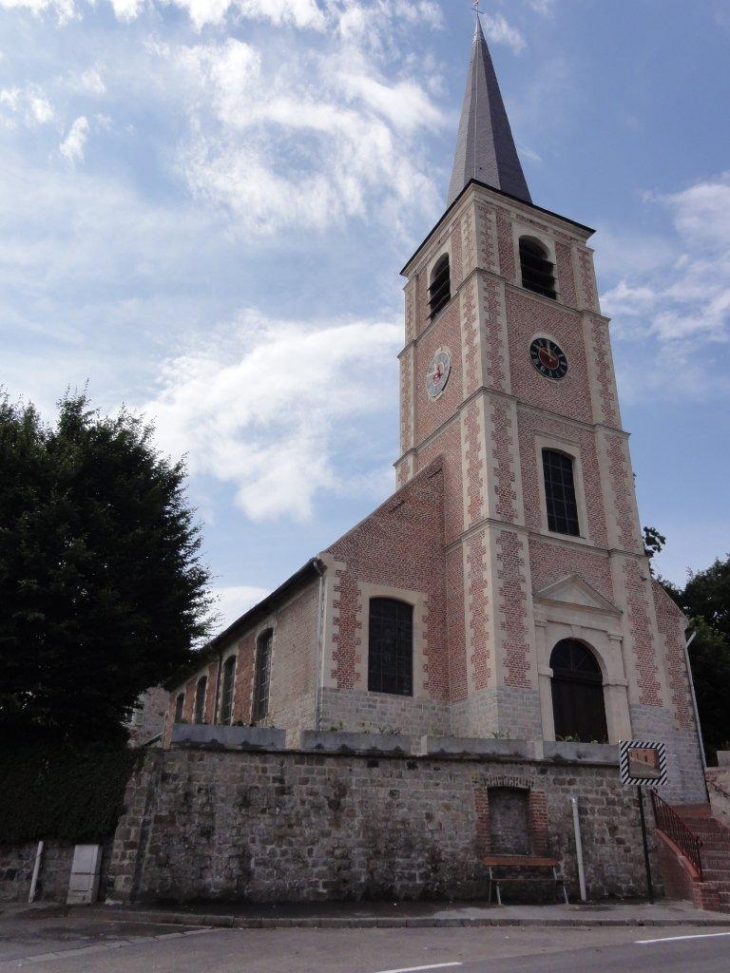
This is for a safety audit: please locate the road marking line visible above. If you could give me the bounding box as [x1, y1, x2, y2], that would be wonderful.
[368, 964, 462, 973]
[636, 931, 730, 945]
[21, 928, 220, 964]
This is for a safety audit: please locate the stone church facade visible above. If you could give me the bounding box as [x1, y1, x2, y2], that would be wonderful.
[163, 20, 705, 808]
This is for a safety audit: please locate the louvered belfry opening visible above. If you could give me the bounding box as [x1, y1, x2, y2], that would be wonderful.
[428, 255, 451, 318]
[520, 238, 556, 299]
[550, 639, 608, 743]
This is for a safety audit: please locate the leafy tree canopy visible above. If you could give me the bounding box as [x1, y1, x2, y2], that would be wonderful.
[0, 391, 213, 744]
[658, 553, 730, 764]
[642, 525, 666, 570]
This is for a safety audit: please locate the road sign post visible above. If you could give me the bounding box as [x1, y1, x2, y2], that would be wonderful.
[619, 740, 667, 906]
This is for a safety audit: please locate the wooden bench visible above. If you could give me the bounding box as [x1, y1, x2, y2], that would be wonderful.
[482, 856, 569, 906]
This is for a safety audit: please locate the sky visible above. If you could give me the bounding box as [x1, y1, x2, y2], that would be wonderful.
[1, 0, 729, 633]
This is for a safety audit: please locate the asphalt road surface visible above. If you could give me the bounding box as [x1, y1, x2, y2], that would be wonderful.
[2, 920, 730, 973]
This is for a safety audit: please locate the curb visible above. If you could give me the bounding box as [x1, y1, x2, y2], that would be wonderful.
[99, 908, 730, 930]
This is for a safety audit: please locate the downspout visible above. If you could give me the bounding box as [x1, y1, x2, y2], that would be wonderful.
[313, 558, 326, 731]
[684, 630, 708, 780]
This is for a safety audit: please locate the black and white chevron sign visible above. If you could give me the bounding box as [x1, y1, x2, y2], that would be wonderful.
[619, 740, 668, 787]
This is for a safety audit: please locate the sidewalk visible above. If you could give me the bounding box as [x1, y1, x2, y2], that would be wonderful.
[6, 897, 729, 930]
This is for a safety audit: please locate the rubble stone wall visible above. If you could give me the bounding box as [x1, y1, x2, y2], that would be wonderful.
[108, 746, 662, 905]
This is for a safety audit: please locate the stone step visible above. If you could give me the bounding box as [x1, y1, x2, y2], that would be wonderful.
[661, 804, 730, 915]
[676, 803, 713, 816]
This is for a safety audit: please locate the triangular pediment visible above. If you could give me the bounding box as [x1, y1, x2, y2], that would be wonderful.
[534, 574, 621, 616]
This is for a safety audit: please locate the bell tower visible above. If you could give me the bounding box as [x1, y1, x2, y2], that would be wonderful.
[395, 18, 702, 796]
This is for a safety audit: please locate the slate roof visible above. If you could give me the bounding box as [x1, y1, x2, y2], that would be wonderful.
[447, 16, 532, 207]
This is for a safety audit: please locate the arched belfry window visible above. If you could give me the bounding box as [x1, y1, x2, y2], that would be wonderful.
[428, 254, 451, 318]
[193, 675, 207, 724]
[550, 640, 608, 743]
[219, 654, 236, 725]
[520, 237, 556, 300]
[174, 692, 185, 723]
[253, 630, 273, 722]
[368, 598, 413, 696]
[542, 449, 580, 537]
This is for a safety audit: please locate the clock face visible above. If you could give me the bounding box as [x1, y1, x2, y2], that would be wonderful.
[530, 337, 568, 380]
[426, 349, 451, 398]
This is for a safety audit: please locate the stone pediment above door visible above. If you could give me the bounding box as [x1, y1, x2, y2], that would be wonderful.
[534, 574, 621, 617]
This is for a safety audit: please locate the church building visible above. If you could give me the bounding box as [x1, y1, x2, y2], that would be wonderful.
[163, 19, 705, 809]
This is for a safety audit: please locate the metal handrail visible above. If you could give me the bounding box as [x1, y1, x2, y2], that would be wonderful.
[651, 791, 703, 881]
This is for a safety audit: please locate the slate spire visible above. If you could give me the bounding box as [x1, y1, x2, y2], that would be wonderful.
[447, 16, 532, 207]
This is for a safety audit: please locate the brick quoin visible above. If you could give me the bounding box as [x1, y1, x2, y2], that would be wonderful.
[466, 530, 490, 692]
[497, 530, 532, 690]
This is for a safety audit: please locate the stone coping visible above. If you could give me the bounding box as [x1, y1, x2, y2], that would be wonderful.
[299, 730, 414, 755]
[542, 741, 619, 765]
[166, 726, 619, 766]
[170, 724, 286, 750]
[420, 735, 532, 759]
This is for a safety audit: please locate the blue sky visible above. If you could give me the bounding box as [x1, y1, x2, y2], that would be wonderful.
[1, 0, 728, 632]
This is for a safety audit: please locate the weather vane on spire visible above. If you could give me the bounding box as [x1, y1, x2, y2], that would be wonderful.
[472, 0, 481, 12]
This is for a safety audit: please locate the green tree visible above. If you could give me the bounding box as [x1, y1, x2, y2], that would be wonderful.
[0, 391, 212, 743]
[659, 554, 730, 764]
[642, 525, 666, 572]
[683, 557, 730, 643]
[686, 619, 730, 765]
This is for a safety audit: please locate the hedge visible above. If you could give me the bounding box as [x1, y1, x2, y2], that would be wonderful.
[0, 740, 138, 844]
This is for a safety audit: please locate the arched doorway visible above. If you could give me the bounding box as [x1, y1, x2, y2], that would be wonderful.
[550, 639, 608, 743]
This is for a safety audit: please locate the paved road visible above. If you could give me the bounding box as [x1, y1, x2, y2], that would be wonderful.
[2, 919, 730, 973]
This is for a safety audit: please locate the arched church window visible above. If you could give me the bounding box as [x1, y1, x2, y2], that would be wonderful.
[174, 692, 185, 723]
[193, 675, 207, 724]
[368, 598, 413, 696]
[550, 639, 608, 743]
[428, 254, 451, 318]
[253, 630, 273, 722]
[219, 655, 237, 725]
[542, 449, 580, 537]
[519, 237, 556, 300]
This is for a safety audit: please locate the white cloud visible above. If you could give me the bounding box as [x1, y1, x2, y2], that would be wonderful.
[29, 93, 54, 124]
[481, 13, 526, 54]
[0, 84, 55, 126]
[59, 114, 89, 163]
[108, 0, 143, 20]
[600, 174, 730, 401]
[164, 34, 445, 236]
[0, 0, 77, 20]
[527, 0, 555, 15]
[211, 584, 271, 631]
[77, 69, 107, 95]
[602, 174, 730, 345]
[0, 87, 20, 112]
[144, 313, 400, 521]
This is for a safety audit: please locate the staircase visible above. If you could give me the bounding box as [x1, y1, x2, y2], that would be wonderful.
[656, 799, 730, 914]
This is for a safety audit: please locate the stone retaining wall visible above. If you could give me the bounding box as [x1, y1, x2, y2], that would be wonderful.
[108, 746, 662, 905]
